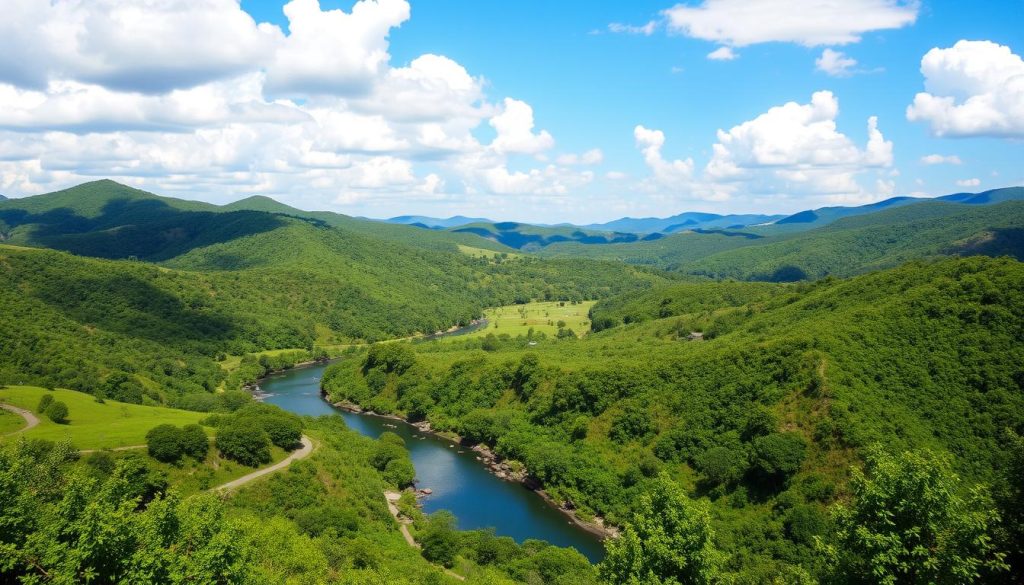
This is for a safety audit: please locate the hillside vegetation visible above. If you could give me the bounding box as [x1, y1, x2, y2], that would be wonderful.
[322, 256, 1024, 580]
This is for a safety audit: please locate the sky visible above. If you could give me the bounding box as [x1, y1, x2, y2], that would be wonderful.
[0, 0, 1021, 223]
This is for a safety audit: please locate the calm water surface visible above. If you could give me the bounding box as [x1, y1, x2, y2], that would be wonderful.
[259, 360, 606, 562]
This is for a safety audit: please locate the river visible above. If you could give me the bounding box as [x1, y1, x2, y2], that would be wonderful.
[258, 360, 607, 563]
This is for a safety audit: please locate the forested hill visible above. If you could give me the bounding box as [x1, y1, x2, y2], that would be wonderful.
[321, 255, 1024, 580]
[539, 199, 1024, 280]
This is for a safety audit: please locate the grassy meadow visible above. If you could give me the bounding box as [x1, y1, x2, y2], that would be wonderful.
[0, 386, 206, 450]
[456, 300, 596, 340]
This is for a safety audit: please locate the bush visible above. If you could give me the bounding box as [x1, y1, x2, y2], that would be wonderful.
[370, 442, 406, 471]
[45, 401, 68, 424]
[36, 393, 54, 413]
[751, 432, 807, 483]
[420, 511, 461, 568]
[255, 415, 302, 450]
[216, 423, 271, 467]
[695, 446, 747, 487]
[146, 424, 185, 463]
[383, 457, 416, 488]
[180, 424, 209, 460]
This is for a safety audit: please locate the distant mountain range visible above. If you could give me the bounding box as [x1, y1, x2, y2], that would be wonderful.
[0, 194, 6, 200]
[376, 187, 1024, 239]
[384, 215, 492, 229]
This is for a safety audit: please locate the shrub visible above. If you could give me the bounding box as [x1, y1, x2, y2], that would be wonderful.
[255, 415, 302, 450]
[36, 393, 54, 413]
[751, 432, 807, 482]
[180, 424, 210, 460]
[695, 446, 747, 487]
[378, 431, 405, 448]
[45, 401, 69, 424]
[370, 442, 406, 471]
[420, 511, 461, 568]
[146, 424, 185, 463]
[609, 408, 654, 443]
[216, 423, 271, 467]
[383, 457, 416, 488]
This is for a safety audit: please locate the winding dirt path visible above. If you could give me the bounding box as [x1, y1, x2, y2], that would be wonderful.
[384, 491, 466, 581]
[213, 435, 314, 493]
[0, 403, 39, 435]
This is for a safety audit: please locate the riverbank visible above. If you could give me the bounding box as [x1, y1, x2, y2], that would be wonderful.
[328, 397, 618, 541]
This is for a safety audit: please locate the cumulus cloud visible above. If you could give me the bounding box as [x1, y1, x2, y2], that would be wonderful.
[663, 0, 918, 47]
[816, 49, 858, 76]
[0, 0, 280, 93]
[921, 154, 962, 165]
[630, 125, 696, 187]
[707, 47, 738, 61]
[0, 0, 607, 215]
[956, 178, 981, 187]
[906, 40, 1024, 138]
[703, 91, 893, 204]
[488, 98, 555, 155]
[556, 149, 604, 166]
[264, 0, 410, 97]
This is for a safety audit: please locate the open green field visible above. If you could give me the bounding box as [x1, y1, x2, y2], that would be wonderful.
[0, 407, 26, 434]
[455, 300, 596, 340]
[0, 386, 207, 450]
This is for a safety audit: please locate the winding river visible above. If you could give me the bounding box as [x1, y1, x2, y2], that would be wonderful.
[258, 359, 606, 563]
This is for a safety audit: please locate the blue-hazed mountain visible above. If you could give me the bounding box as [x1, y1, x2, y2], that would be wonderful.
[383, 215, 492, 229]
[581, 212, 783, 234]
[765, 187, 1024, 232]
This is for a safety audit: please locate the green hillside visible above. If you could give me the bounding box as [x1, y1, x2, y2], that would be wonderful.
[322, 256, 1024, 580]
[682, 200, 1024, 280]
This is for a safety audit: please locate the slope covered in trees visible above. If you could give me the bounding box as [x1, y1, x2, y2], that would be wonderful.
[322, 256, 1024, 580]
[539, 200, 1024, 280]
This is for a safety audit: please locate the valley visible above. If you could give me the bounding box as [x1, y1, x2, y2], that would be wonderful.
[1, 180, 1022, 584]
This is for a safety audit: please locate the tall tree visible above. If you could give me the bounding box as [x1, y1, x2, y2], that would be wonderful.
[818, 448, 1008, 584]
[599, 473, 722, 585]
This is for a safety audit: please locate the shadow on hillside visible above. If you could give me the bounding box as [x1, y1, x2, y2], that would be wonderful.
[0, 198, 326, 264]
[31, 271, 236, 346]
[952, 227, 1024, 261]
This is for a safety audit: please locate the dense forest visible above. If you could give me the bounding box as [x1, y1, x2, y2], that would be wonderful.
[322, 257, 1024, 581]
[2, 180, 1024, 583]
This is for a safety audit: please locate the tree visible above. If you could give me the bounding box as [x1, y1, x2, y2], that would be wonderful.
[750, 432, 807, 483]
[36, 393, 53, 413]
[216, 424, 271, 467]
[180, 424, 209, 460]
[45, 401, 69, 424]
[256, 415, 302, 450]
[420, 511, 461, 568]
[818, 448, 1008, 584]
[599, 473, 722, 585]
[146, 424, 185, 463]
[383, 458, 415, 488]
[695, 446, 746, 487]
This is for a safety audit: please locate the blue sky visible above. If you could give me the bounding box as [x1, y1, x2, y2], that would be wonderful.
[0, 0, 1021, 222]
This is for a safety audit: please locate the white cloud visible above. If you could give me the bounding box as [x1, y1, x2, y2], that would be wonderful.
[605, 171, 628, 180]
[488, 98, 555, 155]
[608, 21, 658, 36]
[265, 0, 410, 97]
[707, 47, 738, 61]
[816, 49, 857, 76]
[556, 149, 604, 166]
[0, 0, 604, 214]
[0, 0, 281, 93]
[907, 40, 1024, 138]
[663, 0, 918, 47]
[634, 125, 695, 185]
[956, 178, 981, 187]
[703, 91, 894, 204]
[920, 154, 962, 165]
